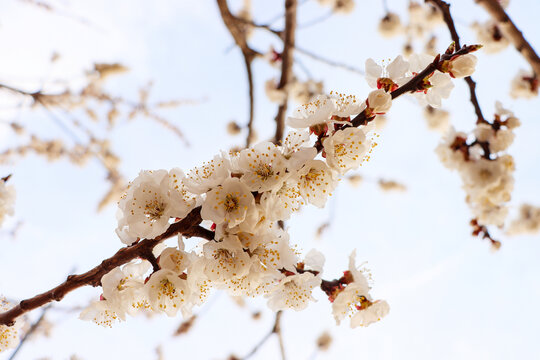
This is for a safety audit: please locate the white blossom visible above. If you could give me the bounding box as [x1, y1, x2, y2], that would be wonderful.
[366, 89, 392, 115]
[266, 272, 321, 311]
[184, 154, 231, 194]
[203, 235, 253, 283]
[237, 142, 290, 192]
[296, 160, 337, 208]
[446, 54, 477, 79]
[332, 250, 389, 327]
[287, 95, 337, 130]
[146, 269, 191, 317]
[79, 300, 120, 328]
[0, 179, 15, 227]
[101, 261, 151, 317]
[116, 169, 196, 245]
[409, 53, 454, 108]
[201, 177, 258, 228]
[323, 127, 369, 174]
[365, 56, 409, 91]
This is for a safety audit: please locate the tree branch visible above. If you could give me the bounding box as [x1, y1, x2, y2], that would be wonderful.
[241, 310, 285, 360]
[216, 0, 260, 148]
[475, 0, 540, 77]
[273, 0, 298, 145]
[0, 206, 212, 326]
[426, 0, 486, 124]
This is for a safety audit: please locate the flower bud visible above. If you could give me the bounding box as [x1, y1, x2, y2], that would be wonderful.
[448, 54, 478, 78]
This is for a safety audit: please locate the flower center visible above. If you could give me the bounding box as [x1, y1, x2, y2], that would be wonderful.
[160, 279, 177, 298]
[224, 194, 239, 212]
[145, 199, 165, 220]
[256, 163, 274, 180]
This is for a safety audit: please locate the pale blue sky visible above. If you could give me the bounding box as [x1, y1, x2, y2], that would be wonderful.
[1, 0, 539, 359]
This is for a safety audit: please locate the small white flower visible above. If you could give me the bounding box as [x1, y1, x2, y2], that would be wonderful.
[366, 89, 392, 115]
[365, 56, 409, 91]
[266, 272, 321, 311]
[330, 92, 364, 118]
[203, 236, 252, 283]
[0, 179, 15, 227]
[101, 261, 151, 317]
[445, 54, 477, 78]
[409, 53, 455, 108]
[260, 181, 305, 221]
[296, 160, 337, 208]
[146, 269, 191, 317]
[201, 177, 257, 228]
[332, 250, 389, 327]
[116, 169, 197, 245]
[184, 154, 231, 195]
[159, 240, 193, 275]
[323, 127, 369, 174]
[79, 300, 120, 328]
[237, 142, 289, 192]
[350, 300, 390, 328]
[287, 95, 337, 130]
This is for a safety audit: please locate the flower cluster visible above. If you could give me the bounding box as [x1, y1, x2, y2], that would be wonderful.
[365, 52, 477, 108]
[436, 102, 519, 227]
[78, 47, 475, 332]
[79, 85, 402, 328]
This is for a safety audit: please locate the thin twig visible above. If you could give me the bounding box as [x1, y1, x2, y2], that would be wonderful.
[295, 46, 365, 76]
[216, 0, 260, 148]
[242, 311, 285, 360]
[426, 0, 486, 124]
[475, 0, 540, 76]
[273, 0, 298, 144]
[8, 304, 52, 360]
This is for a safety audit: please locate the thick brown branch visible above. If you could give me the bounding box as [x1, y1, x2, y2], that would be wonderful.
[426, 0, 486, 124]
[0, 207, 212, 326]
[273, 0, 298, 145]
[475, 0, 540, 77]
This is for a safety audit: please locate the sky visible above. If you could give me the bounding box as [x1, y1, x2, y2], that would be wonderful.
[1, 0, 540, 359]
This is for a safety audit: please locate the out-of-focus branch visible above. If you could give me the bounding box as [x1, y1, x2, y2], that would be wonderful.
[426, 0, 486, 124]
[241, 311, 285, 360]
[216, 0, 261, 148]
[8, 304, 52, 360]
[295, 46, 365, 75]
[0, 207, 213, 326]
[273, 0, 298, 144]
[475, 0, 540, 77]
